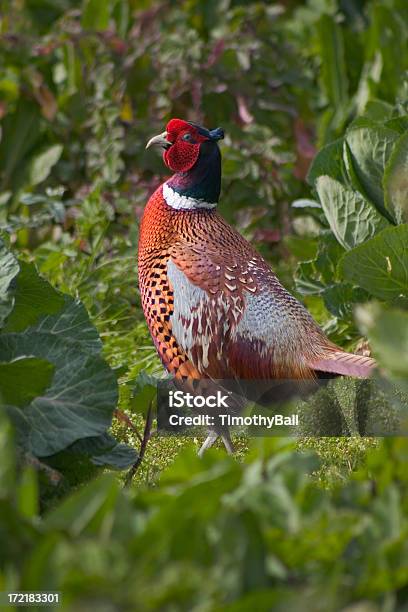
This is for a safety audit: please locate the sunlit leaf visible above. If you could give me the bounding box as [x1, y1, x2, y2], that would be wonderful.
[307, 138, 348, 186]
[340, 225, 408, 299]
[345, 120, 399, 215]
[29, 144, 63, 186]
[383, 132, 408, 224]
[316, 175, 387, 249]
[0, 240, 19, 328]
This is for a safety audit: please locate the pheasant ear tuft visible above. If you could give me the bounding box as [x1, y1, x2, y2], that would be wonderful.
[209, 127, 224, 141]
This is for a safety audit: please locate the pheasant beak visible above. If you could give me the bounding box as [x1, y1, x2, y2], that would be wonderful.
[145, 131, 171, 150]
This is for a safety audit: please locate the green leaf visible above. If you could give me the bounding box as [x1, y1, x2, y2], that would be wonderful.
[322, 283, 368, 319]
[0, 240, 19, 328]
[385, 116, 408, 134]
[81, 0, 111, 31]
[291, 199, 321, 209]
[364, 5, 408, 104]
[67, 433, 138, 470]
[34, 295, 102, 355]
[0, 357, 55, 407]
[295, 233, 345, 296]
[316, 175, 387, 249]
[317, 15, 348, 110]
[340, 225, 408, 300]
[91, 442, 137, 469]
[45, 474, 119, 536]
[0, 327, 117, 456]
[384, 132, 408, 224]
[307, 138, 347, 186]
[345, 121, 399, 215]
[17, 467, 39, 519]
[0, 410, 16, 496]
[356, 304, 408, 379]
[295, 260, 325, 296]
[285, 236, 318, 261]
[0, 242, 116, 458]
[19, 193, 48, 206]
[3, 261, 65, 333]
[129, 371, 160, 415]
[363, 100, 394, 122]
[0, 100, 42, 191]
[315, 233, 346, 285]
[29, 144, 63, 186]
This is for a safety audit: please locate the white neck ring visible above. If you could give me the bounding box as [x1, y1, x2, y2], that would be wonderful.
[163, 183, 217, 211]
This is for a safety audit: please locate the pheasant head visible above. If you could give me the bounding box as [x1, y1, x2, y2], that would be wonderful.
[146, 118, 225, 208]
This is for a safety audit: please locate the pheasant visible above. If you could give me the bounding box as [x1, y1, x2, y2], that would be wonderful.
[139, 118, 374, 453]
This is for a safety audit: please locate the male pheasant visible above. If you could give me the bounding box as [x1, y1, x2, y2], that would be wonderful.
[139, 118, 374, 452]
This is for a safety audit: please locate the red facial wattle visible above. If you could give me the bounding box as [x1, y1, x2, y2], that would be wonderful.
[163, 118, 209, 173]
[163, 139, 201, 173]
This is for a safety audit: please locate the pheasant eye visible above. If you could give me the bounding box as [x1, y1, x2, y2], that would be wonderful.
[182, 133, 193, 142]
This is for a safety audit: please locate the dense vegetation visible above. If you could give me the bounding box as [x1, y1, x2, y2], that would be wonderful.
[0, 0, 407, 609]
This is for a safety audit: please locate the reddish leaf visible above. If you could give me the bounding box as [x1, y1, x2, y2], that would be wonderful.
[34, 85, 57, 121]
[236, 94, 254, 125]
[293, 118, 316, 180]
[253, 228, 281, 243]
[203, 39, 225, 69]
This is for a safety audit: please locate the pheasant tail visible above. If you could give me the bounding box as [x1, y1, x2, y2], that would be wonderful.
[309, 350, 375, 378]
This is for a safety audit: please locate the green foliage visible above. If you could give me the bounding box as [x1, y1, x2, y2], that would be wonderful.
[384, 132, 408, 223]
[289, 0, 408, 144]
[296, 100, 408, 440]
[357, 303, 408, 384]
[341, 225, 408, 300]
[298, 101, 408, 346]
[345, 120, 400, 216]
[315, 174, 386, 249]
[0, 238, 20, 325]
[4, 260, 64, 332]
[29, 144, 63, 187]
[0, 0, 408, 608]
[0, 240, 137, 495]
[1, 414, 408, 610]
[0, 357, 54, 407]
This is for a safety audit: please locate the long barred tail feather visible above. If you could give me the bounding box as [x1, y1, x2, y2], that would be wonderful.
[309, 351, 375, 378]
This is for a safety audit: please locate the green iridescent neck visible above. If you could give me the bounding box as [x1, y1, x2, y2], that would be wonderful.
[167, 144, 221, 204]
